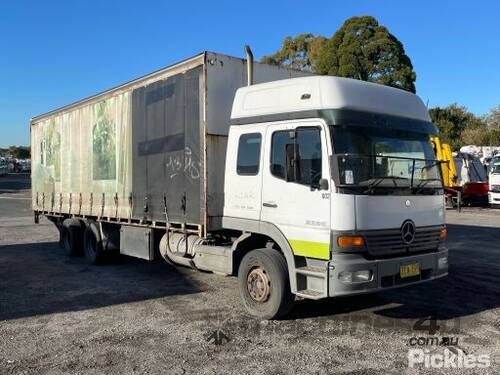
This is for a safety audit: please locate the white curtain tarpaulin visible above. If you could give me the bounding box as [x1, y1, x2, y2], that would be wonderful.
[31, 92, 132, 218]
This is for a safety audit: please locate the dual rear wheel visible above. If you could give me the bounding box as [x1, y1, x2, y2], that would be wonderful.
[60, 218, 84, 257]
[59, 219, 106, 265]
[82, 221, 107, 265]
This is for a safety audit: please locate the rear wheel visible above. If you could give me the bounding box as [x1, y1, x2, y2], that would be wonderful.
[83, 221, 106, 265]
[238, 249, 294, 320]
[60, 218, 84, 257]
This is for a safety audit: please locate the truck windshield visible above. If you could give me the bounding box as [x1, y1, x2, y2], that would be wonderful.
[329, 125, 443, 195]
[491, 163, 500, 174]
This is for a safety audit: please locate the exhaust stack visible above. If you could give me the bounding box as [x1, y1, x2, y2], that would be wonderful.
[244, 45, 254, 86]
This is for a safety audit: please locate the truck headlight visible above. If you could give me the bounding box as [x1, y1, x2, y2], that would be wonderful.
[338, 270, 373, 283]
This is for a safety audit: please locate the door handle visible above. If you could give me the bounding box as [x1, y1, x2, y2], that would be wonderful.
[263, 202, 278, 208]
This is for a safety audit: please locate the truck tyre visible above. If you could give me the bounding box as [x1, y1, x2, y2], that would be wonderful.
[60, 219, 84, 256]
[238, 249, 294, 320]
[83, 221, 106, 265]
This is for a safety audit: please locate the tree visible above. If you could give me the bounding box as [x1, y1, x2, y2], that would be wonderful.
[429, 104, 487, 150]
[260, 33, 327, 72]
[8, 146, 30, 159]
[484, 105, 500, 128]
[461, 127, 487, 146]
[484, 105, 500, 145]
[261, 16, 417, 93]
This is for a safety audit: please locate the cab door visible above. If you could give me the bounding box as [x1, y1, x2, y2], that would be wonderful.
[260, 121, 331, 260]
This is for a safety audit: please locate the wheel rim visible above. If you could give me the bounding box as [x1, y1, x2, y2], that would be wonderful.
[247, 267, 271, 303]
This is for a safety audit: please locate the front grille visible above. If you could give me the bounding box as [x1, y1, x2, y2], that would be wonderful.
[490, 185, 500, 193]
[364, 225, 441, 258]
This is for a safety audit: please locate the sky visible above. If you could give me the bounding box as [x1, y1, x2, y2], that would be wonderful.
[0, 0, 499, 147]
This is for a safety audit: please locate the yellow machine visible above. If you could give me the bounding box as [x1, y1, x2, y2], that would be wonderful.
[431, 136, 459, 188]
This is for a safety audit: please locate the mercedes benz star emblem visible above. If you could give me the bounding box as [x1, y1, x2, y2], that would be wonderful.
[401, 220, 416, 244]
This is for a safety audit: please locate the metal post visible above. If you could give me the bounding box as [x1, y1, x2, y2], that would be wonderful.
[114, 192, 118, 218]
[101, 193, 105, 218]
[90, 192, 93, 216]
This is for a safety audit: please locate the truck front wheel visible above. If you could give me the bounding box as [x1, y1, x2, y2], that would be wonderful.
[238, 249, 294, 319]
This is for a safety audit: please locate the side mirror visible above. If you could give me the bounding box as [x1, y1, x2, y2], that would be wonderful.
[319, 178, 329, 190]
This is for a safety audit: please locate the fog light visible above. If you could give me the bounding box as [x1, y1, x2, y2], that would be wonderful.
[338, 271, 353, 283]
[353, 270, 372, 282]
[438, 256, 448, 269]
[338, 270, 372, 283]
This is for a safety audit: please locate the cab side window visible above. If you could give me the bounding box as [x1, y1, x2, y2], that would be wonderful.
[270, 127, 322, 186]
[237, 133, 261, 175]
[270, 131, 289, 178]
[296, 128, 322, 185]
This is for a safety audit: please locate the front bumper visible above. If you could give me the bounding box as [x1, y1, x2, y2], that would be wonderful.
[328, 247, 448, 297]
[488, 191, 500, 204]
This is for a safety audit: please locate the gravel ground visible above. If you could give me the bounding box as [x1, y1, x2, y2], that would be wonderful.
[0, 174, 499, 374]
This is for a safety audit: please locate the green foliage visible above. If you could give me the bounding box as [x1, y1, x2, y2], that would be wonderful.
[461, 127, 487, 146]
[484, 105, 500, 128]
[487, 128, 500, 146]
[261, 16, 416, 93]
[483, 105, 500, 145]
[92, 101, 116, 180]
[429, 104, 500, 150]
[260, 33, 328, 72]
[8, 146, 30, 159]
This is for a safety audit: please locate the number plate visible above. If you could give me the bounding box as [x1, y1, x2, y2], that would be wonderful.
[400, 262, 420, 278]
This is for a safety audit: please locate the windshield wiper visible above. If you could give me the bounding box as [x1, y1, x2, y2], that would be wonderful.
[412, 178, 443, 193]
[361, 176, 410, 194]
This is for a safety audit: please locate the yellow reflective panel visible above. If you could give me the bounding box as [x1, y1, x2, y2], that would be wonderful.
[289, 239, 330, 260]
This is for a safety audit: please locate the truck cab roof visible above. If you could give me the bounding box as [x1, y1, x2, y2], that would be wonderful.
[231, 76, 431, 124]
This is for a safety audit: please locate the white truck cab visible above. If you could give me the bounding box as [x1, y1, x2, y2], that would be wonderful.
[489, 156, 500, 207]
[223, 76, 448, 316]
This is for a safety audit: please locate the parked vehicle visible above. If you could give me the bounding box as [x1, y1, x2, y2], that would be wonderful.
[431, 137, 460, 207]
[31, 49, 448, 319]
[17, 159, 31, 173]
[489, 156, 500, 208]
[454, 152, 489, 205]
[0, 157, 8, 176]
